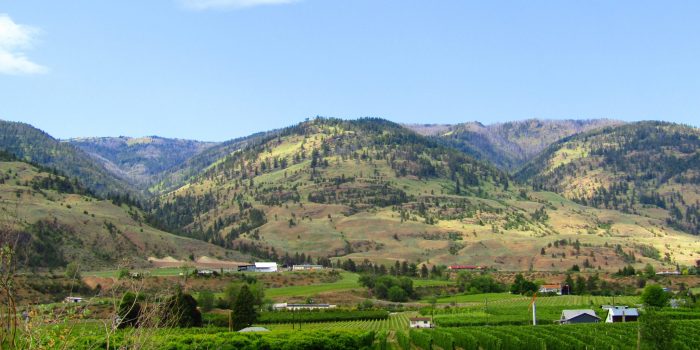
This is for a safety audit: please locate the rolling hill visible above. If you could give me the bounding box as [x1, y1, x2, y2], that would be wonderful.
[151, 118, 700, 271]
[0, 153, 246, 269]
[407, 119, 622, 171]
[516, 121, 700, 235]
[0, 120, 136, 198]
[68, 136, 217, 189]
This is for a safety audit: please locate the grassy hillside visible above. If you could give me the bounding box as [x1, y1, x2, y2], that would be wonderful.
[149, 131, 275, 194]
[0, 120, 136, 197]
[152, 118, 700, 271]
[0, 158, 246, 269]
[517, 121, 700, 235]
[69, 136, 217, 189]
[408, 119, 622, 171]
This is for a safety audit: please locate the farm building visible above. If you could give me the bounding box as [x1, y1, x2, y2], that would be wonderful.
[409, 317, 434, 328]
[539, 284, 561, 294]
[197, 269, 214, 276]
[64, 296, 83, 303]
[272, 303, 337, 311]
[292, 264, 324, 271]
[255, 262, 278, 272]
[559, 310, 600, 324]
[448, 265, 482, 270]
[605, 307, 639, 323]
[656, 270, 680, 275]
[237, 264, 256, 272]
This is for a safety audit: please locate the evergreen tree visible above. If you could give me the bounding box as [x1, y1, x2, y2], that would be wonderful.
[232, 285, 258, 330]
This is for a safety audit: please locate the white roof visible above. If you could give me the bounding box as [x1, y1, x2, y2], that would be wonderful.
[562, 309, 599, 320]
[255, 262, 277, 268]
[608, 308, 639, 317]
[238, 327, 270, 332]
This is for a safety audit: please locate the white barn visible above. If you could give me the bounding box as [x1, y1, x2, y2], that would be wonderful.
[255, 262, 278, 272]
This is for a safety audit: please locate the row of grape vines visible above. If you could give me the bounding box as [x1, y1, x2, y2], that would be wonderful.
[401, 320, 700, 350]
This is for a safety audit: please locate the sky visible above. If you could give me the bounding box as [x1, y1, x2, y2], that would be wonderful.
[0, 0, 699, 141]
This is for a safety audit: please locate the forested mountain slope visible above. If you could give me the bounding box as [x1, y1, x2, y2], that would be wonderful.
[69, 136, 216, 189]
[150, 118, 700, 271]
[517, 121, 700, 234]
[407, 119, 622, 171]
[0, 153, 243, 269]
[0, 120, 135, 197]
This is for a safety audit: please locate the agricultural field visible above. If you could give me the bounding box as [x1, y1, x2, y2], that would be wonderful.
[405, 320, 700, 350]
[429, 292, 641, 306]
[265, 271, 361, 299]
[260, 312, 413, 332]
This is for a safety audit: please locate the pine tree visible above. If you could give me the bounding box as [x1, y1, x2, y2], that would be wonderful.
[232, 285, 258, 330]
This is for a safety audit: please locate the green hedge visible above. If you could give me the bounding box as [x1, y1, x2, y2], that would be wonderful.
[203, 310, 388, 326]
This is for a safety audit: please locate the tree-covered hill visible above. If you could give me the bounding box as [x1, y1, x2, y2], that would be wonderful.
[517, 121, 700, 234]
[407, 119, 622, 171]
[150, 117, 510, 251]
[0, 159, 244, 269]
[149, 117, 700, 271]
[68, 136, 217, 189]
[0, 120, 136, 197]
[149, 131, 275, 194]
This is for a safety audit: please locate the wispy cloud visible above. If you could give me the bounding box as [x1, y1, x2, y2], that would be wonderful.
[0, 14, 47, 75]
[181, 0, 300, 11]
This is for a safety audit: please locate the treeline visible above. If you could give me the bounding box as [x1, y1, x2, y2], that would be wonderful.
[336, 258, 447, 279]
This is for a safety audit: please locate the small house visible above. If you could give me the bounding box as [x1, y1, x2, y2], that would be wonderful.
[605, 307, 639, 323]
[559, 310, 600, 324]
[197, 269, 214, 276]
[64, 296, 83, 303]
[272, 303, 337, 311]
[656, 270, 680, 276]
[255, 262, 278, 273]
[409, 317, 433, 328]
[448, 265, 482, 271]
[539, 284, 561, 294]
[292, 264, 324, 271]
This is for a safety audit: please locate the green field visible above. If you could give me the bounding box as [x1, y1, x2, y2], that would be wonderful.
[265, 272, 361, 298]
[84, 267, 191, 278]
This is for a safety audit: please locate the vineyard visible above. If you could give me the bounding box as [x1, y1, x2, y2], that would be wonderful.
[430, 293, 641, 308]
[422, 294, 642, 326]
[403, 320, 700, 350]
[262, 312, 412, 332]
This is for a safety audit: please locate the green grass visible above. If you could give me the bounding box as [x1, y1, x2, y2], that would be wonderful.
[428, 292, 523, 303]
[265, 272, 361, 299]
[413, 279, 456, 287]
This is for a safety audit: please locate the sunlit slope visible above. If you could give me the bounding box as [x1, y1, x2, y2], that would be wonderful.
[517, 121, 700, 235]
[0, 160, 243, 269]
[157, 118, 700, 271]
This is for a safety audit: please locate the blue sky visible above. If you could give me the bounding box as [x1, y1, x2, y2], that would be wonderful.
[1, 0, 699, 141]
